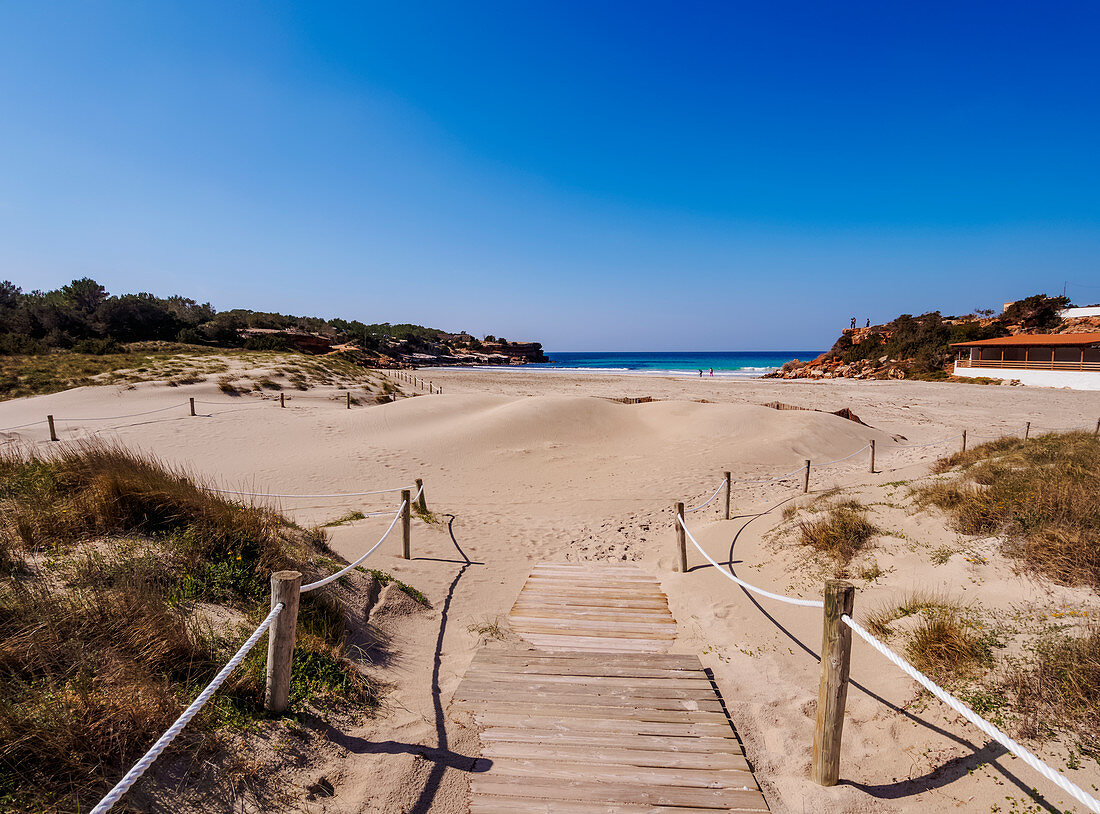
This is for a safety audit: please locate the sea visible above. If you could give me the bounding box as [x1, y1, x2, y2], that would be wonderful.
[529, 351, 824, 378]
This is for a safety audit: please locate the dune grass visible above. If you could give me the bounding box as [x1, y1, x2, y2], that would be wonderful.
[797, 500, 878, 567]
[919, 431, 1100, 590]
[865, 591, 992, 682]
[0, 442, 377, 813]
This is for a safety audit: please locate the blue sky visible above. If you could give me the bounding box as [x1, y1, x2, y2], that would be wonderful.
[1, 2, 1097, 350]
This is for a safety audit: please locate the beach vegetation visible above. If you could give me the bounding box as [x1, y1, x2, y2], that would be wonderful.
[796, 500, 878, 567]
[865, 592, 992, 682]
[919, 431, 1100, 590]
[0, 442, 378, 813]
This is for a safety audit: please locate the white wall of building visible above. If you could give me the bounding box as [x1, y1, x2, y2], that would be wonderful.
[1060, 306, 1100, 318]
[954, 363, 1100, 390]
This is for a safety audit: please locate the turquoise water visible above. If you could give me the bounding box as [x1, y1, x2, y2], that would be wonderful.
[533, 351, 823, 378]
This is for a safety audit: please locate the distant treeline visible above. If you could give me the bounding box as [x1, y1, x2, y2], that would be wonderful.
[0, 278, 449, 355]
[829, 294, 1071, 375]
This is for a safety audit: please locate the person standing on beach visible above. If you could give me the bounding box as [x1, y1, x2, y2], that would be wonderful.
[698, 369, 703, 377]
[709, 368, 713, 376]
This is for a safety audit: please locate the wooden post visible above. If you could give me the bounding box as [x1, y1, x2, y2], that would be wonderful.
[868, 440, 875, 473]
[674, 501, 687, 572]
[961, 430, 967, 453]
[724, 471, 731, 520]
[401, 489, 412, 559]
[280, 393, 285, 408]
[346, 391, 351, 409]
[1095, 417, 1100, 437]
[415, 478, 427, 513]
[811, 579, 855, 786]
[1024, 421, 1030, 440]
[803, 460, 811, 494]
[264, 570, 302, 714]
[47, 415, 58, 442]
[189, 397, 196, 416]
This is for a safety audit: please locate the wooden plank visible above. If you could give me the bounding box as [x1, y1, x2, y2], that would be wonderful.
[471, 800, 731, 814]
[460, 672, 715, 691]
[467, 662, 703, 679]
[510, 606, 674, 621]
[471, 650, 703, 670]
[471, 703, 733, 726]
[480, 742, 750, 770]
[478, 729, 743, 754]
[513, 633, 676, 650]
[470, 777, 770, 810]
[514, 587, 668, 600]
[511, 596, 671, 610]
[457, 690, 724, 713]
[472, 712, 737, 736]
[485, 758, 759, 789]
[509, 616, 677, 634]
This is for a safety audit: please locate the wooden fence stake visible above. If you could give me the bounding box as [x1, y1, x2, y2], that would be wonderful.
[415, 478, 427, 513]
[401, 489, 412, 559]
[724, 471, 732, 520]
[280, 393, 285, 408]
[1024, 421, 1031, 440]
[868, 440, 875, 473]
[961, 430, 967, 453]
[803, 460, 811, 494]
[346, 391, 351, 409]
[47, 415, 58, 442]
[811, 579, 855, 786]
[264, 570, 302, 714]
[674, 501, 687, 572]
[189, 397, 196, 416]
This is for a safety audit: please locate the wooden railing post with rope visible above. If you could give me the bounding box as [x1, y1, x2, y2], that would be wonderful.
[812, 580, 855, 785]
[264, 571, 301, 713]
[674, 501, 687, 572]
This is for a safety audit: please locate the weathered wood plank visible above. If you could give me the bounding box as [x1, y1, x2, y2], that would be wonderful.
[470, 777, 770, 810]
[478, 728, 744, 754]
[480, 742, 750, 770]
[485, 757, 759, 789]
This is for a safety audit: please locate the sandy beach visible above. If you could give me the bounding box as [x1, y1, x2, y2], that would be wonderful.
[2, 368, 1098, 813]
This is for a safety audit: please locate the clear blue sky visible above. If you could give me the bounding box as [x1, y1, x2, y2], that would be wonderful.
[1, 2, 1098, 350]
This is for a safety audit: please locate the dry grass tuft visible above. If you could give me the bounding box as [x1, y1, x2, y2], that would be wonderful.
[919, 431, 1100, 590]
[865, 592, 991, 682]
[797, 500, 878, 567]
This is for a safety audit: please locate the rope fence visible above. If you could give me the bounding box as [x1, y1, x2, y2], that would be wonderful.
[89, 602, 285, 814]
[89, 477, 431, 812]
[0, 374, 448, 438]
[674, 418, 1100, 810]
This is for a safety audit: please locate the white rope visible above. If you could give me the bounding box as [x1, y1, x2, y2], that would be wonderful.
[685, 480, 726, 513]
[732, 464, 807, 487]
[90, 602, 284, 814]
[301, 501, 406, 593]
[815, 443, 872, 467]
[55, 402, 191, 422]
[843, 615, 1100, 813]
[208, 485, 413, 499]
[677, 514, 824, 608]
[890, 432, 964, 449]
[0, 419, 45, 431]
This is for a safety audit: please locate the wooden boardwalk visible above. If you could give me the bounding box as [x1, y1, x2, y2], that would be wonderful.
[455, 562, 770, 812]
